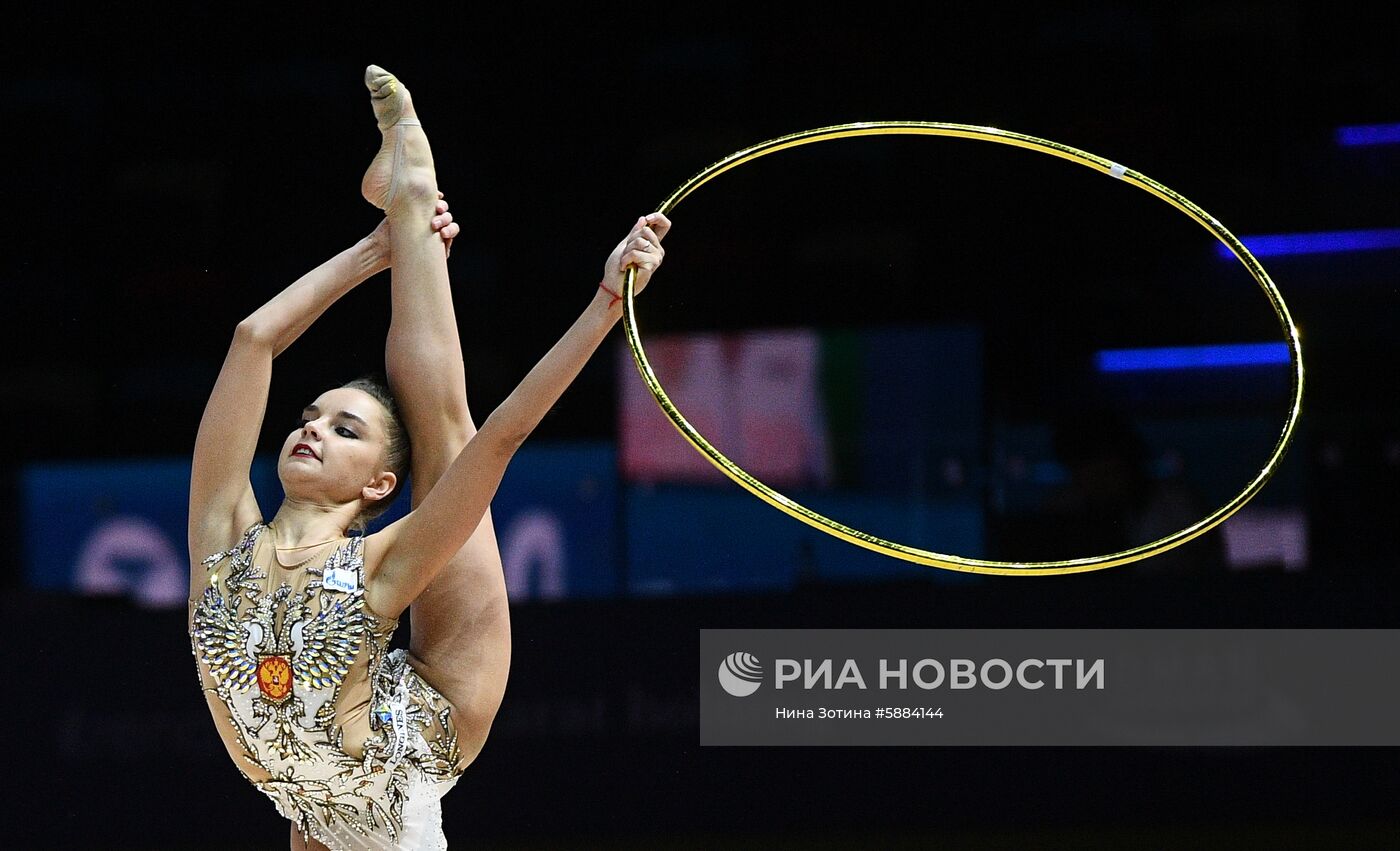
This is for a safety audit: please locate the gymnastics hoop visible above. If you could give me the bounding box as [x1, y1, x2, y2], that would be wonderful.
[619, 122, 1304, 576]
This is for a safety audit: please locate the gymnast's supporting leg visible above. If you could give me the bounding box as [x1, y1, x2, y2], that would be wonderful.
[362, 65, 510, 769]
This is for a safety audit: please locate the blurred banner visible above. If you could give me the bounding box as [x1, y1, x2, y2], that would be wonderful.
[22, 443, 620, 607]
[618, 329, 833, 487]
[617, 324, 984, 497]
[617, 324, 987, 592]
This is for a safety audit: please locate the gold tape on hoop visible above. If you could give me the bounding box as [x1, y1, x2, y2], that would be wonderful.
[620, 122, 1304, 576]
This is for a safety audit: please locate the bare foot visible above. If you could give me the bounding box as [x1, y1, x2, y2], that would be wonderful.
[361, 65, 437, 212]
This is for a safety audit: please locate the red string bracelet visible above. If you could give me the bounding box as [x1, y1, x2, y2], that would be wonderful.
[598, 280, 622, 307]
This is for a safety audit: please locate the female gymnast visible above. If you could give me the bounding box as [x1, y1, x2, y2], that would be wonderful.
[188, 65, 670, 850]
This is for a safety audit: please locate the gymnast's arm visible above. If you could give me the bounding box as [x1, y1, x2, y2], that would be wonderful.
[188, 233, 393, 566]
[186, 212, 460, 569]
[365, 214, 670, 618]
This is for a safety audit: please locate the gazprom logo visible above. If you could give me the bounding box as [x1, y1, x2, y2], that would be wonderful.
[718, 652, 763, 697]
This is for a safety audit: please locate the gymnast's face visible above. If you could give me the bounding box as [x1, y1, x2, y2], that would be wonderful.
[277, 387, 396, 509]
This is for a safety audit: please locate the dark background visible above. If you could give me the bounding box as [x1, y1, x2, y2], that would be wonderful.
[6, 3, 1399, 848]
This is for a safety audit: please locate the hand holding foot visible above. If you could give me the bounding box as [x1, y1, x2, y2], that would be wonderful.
[430, 194, 459, 257]
[368, 195, 459, 263]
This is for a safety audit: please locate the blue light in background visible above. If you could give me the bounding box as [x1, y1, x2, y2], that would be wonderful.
[1336, 123, 1400, 147]
[1216, 228, 1400, 259]
[1096, 342, 1291, 372]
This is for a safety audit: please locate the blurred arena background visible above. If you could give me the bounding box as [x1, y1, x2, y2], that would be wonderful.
[6, 4, 1398, 848]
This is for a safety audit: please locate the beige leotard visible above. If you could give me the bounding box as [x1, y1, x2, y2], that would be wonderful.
[190, 523, 464, 850]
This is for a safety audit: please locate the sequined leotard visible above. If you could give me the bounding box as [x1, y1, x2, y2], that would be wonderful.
[190, 523, 464, 850]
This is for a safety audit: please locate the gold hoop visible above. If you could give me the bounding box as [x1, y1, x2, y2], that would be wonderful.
[620, 122, 1304, 576]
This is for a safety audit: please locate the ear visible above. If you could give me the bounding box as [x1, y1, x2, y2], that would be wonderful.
[361, 470, 398, 504]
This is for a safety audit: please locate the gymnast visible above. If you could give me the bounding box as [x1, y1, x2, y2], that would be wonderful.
[188, 65, 669, 849]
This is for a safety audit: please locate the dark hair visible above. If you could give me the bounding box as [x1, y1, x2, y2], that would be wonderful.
[340, 375, 412, 533]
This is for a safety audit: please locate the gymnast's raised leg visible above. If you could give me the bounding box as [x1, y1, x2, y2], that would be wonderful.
[361, 65, 510, 773]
